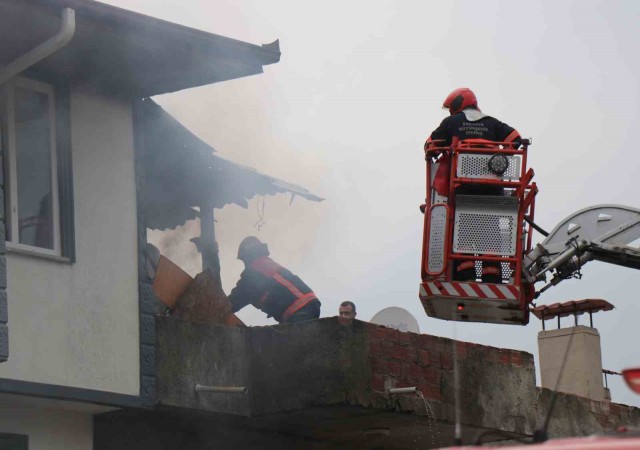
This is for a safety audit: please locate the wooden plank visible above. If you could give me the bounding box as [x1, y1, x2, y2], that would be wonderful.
[152, 255, 193, 309]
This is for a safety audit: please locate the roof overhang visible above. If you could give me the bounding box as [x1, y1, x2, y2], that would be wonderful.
[142, 99, 323, 230]
[0, 0, 280, 97]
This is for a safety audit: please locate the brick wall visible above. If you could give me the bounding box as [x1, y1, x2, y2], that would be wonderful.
[365, 322, 534, 403]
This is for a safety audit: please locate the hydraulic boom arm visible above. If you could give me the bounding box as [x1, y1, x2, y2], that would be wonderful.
[524, 205, 640, 296]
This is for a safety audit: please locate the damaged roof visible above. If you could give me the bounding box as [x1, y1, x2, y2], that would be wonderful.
[142, 99, 323, 230]
[0, 0, 280, 96]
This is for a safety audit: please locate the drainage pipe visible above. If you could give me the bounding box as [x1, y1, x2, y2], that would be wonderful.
[0, 8, 76, 85]
[195, 384, 248, 394]
[388, 387, 417, 395]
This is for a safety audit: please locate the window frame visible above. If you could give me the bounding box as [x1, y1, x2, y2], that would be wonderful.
[3, 77, 61, 256]
[1, 73, 74, 262]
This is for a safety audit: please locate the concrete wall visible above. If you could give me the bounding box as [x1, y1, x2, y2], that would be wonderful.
[155, 317, 538, 427]
[153, 317, 640, 447]
[0, 86, 140, 395]
[0, 394, 100, 450]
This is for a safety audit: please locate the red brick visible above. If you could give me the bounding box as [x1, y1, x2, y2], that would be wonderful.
[388, 361, 402, 377]
[385, 344, 408, 361]
[441, 353, 454, 371]
[431, 351, 442, 368]
[371, 374, 385, 392]
[368, 325, 391, 341]
[498, 351, 510, 365]
[424, 367, 441, 386]
[419, 334, 438, 350]
[440, 339, 454, 354]
[381, 341, 395, 359]
[418, 349, 431, 367]
[408, 333, 421, 348]
[369, 356, 388, 374]
[404, 363, 423, 381]
[405, 347, 418, 363]
[393, 329, 412, 345]
[369, 340, 383, 357]
[511, 351, 523, 367]
[421, 384, 443, 402]
[455, 341, 468, 357]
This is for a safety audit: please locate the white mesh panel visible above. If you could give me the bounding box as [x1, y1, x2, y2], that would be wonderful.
[458, 154, 521, 180]
[428, 205, 447, 273]
[453, 195, 519, 256]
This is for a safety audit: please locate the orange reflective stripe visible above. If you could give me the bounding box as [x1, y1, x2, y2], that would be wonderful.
[282, 292, 317, 321]
[252, 256, 305, 297]
[251, 257, 281, 277]
[250, 256, 315, 320]
[505, 130, 520, 143]
[272, 273, 305, 298]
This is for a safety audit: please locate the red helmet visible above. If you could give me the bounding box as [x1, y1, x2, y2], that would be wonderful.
[237, 236, 269, 261]
[442, 88, 478, 115]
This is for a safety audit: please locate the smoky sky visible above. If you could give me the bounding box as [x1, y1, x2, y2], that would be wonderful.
[109, 0, 640, 406]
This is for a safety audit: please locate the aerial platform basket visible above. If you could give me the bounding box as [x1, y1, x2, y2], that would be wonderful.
[420, 139, 538, 325]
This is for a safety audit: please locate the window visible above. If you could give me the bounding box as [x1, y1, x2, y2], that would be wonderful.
[1, 76, 74, 260]
[3, 78, 59, 252]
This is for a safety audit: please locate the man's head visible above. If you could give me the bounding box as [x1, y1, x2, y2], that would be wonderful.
[339, 301, 357, 320]
[237, 236, 270, 263]
[443, 87, 478, 115]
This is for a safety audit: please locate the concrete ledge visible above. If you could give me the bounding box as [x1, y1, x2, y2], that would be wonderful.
[151, 316, 640, 447]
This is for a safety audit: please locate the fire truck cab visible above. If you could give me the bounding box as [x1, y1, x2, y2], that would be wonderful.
[419, 138, 538, 325]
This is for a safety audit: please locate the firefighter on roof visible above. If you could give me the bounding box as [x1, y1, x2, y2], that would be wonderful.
[228, 236, 321, 323]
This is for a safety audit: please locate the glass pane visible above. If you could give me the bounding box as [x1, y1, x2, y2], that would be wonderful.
[14, 86, 54, 249]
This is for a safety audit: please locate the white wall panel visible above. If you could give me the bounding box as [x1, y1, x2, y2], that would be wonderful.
[0, 86, 140, 395]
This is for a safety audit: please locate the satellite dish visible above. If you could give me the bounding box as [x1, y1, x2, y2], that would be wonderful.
[370, 307, 420, 334]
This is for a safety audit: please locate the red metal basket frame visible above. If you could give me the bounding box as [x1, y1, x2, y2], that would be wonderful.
[421, 139, 538, 310]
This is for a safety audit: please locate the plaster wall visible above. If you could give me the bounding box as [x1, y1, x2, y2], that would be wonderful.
[0, 86, 140, 395]
[538, 325, 604, 401]
[0, 394, 99, 450]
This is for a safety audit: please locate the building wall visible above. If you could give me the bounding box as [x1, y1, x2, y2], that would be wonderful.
[0, 86, 140, 395]
[141, 317, 640, 449]
[0, 394, 101, 450]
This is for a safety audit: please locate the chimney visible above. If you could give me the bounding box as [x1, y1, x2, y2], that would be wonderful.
[533, 299, 614, 401]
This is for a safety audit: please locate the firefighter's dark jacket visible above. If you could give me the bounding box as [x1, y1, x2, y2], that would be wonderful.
[228, 256, 319, 323]
[429, 109, 521, 147]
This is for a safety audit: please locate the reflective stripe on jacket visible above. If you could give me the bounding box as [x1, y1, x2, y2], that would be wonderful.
[228, 256, 318, 323]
